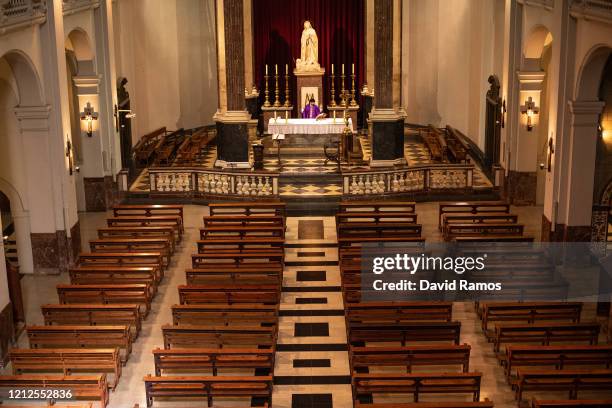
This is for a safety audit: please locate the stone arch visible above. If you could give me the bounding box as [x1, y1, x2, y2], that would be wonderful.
[524, 24, 553, 60]
[576, 44, 612, 101]
[0, 50, 45, 107]
[66, 28, 96, 76]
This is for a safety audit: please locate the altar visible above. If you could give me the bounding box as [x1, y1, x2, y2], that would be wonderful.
[268, 118, 353, 135]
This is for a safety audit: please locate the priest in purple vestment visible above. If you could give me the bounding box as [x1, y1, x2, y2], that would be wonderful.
[302, 98, 321, 119]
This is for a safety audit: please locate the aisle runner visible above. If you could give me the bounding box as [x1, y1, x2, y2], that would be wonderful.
[272, 217, 352, 408]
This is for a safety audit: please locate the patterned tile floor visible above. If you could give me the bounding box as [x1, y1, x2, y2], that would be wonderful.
[280, 183, 344, 197]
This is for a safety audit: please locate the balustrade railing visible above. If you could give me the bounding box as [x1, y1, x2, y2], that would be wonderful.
[572, 0, 612, 21]
[342, 164, 475, 197]
[148, 168, 280, 198]
[62, 0, 98, 15]
[0, 0, 46, 33]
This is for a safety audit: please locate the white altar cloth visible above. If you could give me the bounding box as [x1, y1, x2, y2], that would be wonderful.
[268, 118, 353, 135]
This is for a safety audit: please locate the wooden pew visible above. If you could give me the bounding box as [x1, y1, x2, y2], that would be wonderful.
[89, 238, 172, 266]
[185, 265, 282, 286]
[41, 304, 142, 337]
[9, 348, 121, 390]
[134, 127, 166, 165]
[0, 374, 108, 407]
[532, 400, 612, 408]
[196, 237, 285, 254]
[69, 267, 159, 294]
[113, 204, 184, 222]
[57, 284, 152, 316]
[493, 322, 601, 352]
[162, 325, 276, 349]
[350, 344, 471, 373]
[152, 348, 275, 376]
[203, 215, 285, 228]
[438, 201, 510, 230]
[445, 223, 524, 240]
[199, 225, 285, 239]
[338, 236, 425, 249]
[481, 302, 582, 331]
[178, 285, 280, 305]
[171, 304, 278, 326]
[97, 227, 176, 252]
[445, 125, 470, 163]
[191, 252, 284, 268]
[349, 322, 462, 345]
[340, 201, 416, 213]
[77, 253, 164, 277]
[421, 127, 447, 162]
[353, 372, 482, 402]
[209, 202, 286, 217]
[27, 325, 132, 364]
[336, 211, 418, 225]
[346, 302, 453, 324]
[337, 223, 422, 238]
[515, 369, 612, 402]
[106, 215, 183, 239]
[355, 402, 494, 408]
[153, 128, 185, 166]
[454, 236, 534, 243]
[442, 213, 519, 232]
[143, 375, 273, 408]
[504, 345, 612, 380]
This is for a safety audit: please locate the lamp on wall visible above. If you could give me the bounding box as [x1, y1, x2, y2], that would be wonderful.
[520, 96, 539, 131]
[114, 104, 136, 132]
[80, 102, 99, 137]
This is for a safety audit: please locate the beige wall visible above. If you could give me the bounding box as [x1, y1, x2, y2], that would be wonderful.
[114, 0, 218, 144]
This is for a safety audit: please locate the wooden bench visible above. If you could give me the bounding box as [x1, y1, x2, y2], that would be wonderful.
[351, 344, 471, 372]
[41, 304, 142, 337]
[9, 348, 121, 390]
[143, 375, 273, 408]
[191, 252, 284, 268]
[97, 227, 176, 252]
[134, 127, 166, 165]
[532, 400, 612, 408]
[355, 402, 494, 408]
[515, 369, 612, 402]
[89, 238, 172, 266]
[454, 236, 535, 243]
[338, 236, 425, 248]
[353, 372, 482, 402]
[349, 322, 462, 345]
[481, 302, 582, 331]
[153, 128, 185, 166]
[162, 325, 276, 349]
[113, 204, 183, 222]
[196, 237, 285, 254]
[199, 225, 285, 239]
[172, 303, 277, 326]
[505, 345, 612, 380]
[493, 322, 601, 352]
[152, 348, 275, 376]
[0, 374, 108, 407]
[178, 285, 280, 305]
[338, 223, 422, 238]
[445, 125, 470, 163]
[77, 253, 164, 277]
[203, 215, 285, 228]
[438, 201, 510, 230]
[209, 202, 286, 217]
[445, 223, 525, 240]
[107, 215, 183, 239]
[27, 325, 132, 364]
[69, 267, 159, 293]
[340, 201, 416, 213]
[336, 211, 418, 225]
[57, 284, 152, 316]
[185, 265, 282, 286]
[442, 213, 519, 231]
[346, 302, 453, 323]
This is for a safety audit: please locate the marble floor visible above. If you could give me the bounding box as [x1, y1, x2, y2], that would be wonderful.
[3, 203, 611, 407]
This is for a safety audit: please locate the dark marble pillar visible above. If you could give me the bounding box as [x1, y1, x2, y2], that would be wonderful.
[0, 302, 14, 368]
[30, 221, 81, 274]
[216, 0, 250, 166]
[505, 171, 537, 205]
[540, 215, 592, 243]
[370, 0, 404, 165]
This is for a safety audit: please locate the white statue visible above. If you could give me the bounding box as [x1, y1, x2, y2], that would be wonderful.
[296, 20, 321, 72]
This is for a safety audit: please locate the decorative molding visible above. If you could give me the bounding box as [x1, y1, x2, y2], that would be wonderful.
[571, 0, 612, 24]
[0, 0, 46, 35]
[62, 0, 99, 16]
[519, 0, 555, 11]
[213, 109, 251, 124]
[13, 105, 51, 132]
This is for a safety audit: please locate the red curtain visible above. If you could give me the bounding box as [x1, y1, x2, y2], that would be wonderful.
[252, 0, 365, 116]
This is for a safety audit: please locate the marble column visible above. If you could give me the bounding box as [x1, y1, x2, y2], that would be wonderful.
[214, 0, 251, 168]
[369, 0, 406, 167]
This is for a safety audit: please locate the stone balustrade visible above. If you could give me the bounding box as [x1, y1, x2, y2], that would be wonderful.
[0, 0, 46, 34]
[572, 0, 612, 21]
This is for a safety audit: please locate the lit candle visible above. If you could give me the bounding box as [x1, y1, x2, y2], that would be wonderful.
[332, 64, 334, 75]
[286, 64, 288, 75]
[274, 110, 277, 120]
[285, 110, 288, 119]
[342, 64, 345, 75]
[275, 64, 278, 75]
[352, 63, 355, 75]
[265, 65, 268, 75]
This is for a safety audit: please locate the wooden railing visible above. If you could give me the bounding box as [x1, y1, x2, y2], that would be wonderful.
[341, 164, 476, 196]
[0, 0, 46, 33]
[148, 167, 280, 198]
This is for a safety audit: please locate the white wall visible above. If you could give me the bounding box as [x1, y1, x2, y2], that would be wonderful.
[114, 0, 218, 144]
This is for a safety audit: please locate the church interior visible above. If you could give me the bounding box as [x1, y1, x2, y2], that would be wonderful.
[2, 0, 612, 407]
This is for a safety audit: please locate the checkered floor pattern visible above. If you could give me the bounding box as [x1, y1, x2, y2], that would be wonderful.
[280, 183, 343, 197]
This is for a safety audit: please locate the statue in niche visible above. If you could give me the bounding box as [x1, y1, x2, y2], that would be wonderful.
[296, 20, 321, 72]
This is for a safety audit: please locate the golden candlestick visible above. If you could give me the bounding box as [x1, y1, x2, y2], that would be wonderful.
[340, 71, 347, 106]
[350, 72, 358, 107]
[329, 70, 337, 108]
[273, 72, 281, 107]
[263, 65, 271, 107]
[284, 68, 291, 108]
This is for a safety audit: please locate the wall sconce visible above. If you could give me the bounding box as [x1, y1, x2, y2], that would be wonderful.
[114, 104, 136, 132]
[520, 96, 539, 131]
[80, 102, 99, 137]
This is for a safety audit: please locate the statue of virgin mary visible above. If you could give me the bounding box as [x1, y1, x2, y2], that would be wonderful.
[296, 21, 321, 71]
